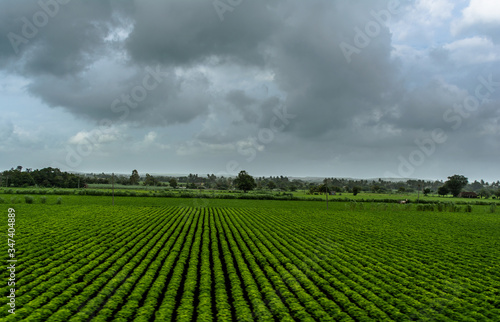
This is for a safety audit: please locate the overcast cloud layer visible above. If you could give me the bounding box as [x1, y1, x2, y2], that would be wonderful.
[1, 0, 499, 181]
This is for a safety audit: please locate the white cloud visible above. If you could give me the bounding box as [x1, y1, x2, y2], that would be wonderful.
[0, 73, 30, 95]
[68, 127, 124, 147]
[452, 0, 500, 35]
[444, 36, 500, 64]
[0, 123, 42, 150]
[143, 131, 157, 144]
[391, 0, 455, 46]
[459, 0, 500, 26]
[417, 0, 455, 21]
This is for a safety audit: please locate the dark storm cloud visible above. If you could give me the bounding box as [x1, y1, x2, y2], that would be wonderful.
[27, 65, 212, 127]
[226, 90, 255, 108]
[225, 90, 259, 124]
[125, 0, 279, 67]
[382, 79, 464, 132]
[1, 0, 405, 134]
[264, 0, 403, 139]
[0, 1, 32, 61]
[0, 0, 120, 74]
[1, 0, 499, 180]
[1, 0, 215, 126]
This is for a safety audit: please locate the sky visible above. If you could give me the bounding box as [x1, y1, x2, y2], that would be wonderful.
[0, 0, 499, 182]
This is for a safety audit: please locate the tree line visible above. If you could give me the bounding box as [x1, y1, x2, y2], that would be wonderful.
[2, 166, 499, 198]
[1, 166, 84, 188]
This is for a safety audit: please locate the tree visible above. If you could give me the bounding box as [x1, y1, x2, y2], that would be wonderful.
[438, 185, 450, 197]
[352, 186, 361, 196]
[423, 188, 431, 196]
[130, 170, 140, 185]
[216, 177, 229, 190]
[317, 184, 331, 194]
[144, 174, 158, 186]
[331, 186, 343, 193]
[469, 180, 483, 192]
[206, 174, 217, 189]
[479, 188, 491, 199]
[2, 167, 83, 188]
[187, 173, 198, 186]
[444, 175, 468, 197]
[169, 178, 178, 189]
[267, 181, 277, 190]
[234, 170, 256, 193]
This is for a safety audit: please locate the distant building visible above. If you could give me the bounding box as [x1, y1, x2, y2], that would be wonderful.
[459, 191, 478, 198]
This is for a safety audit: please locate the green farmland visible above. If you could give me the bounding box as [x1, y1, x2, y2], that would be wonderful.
[1, 197, 500, 321]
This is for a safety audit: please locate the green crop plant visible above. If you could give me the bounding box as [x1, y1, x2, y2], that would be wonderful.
[1, 200, 499, 320]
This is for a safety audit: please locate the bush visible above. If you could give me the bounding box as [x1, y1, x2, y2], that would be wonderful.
[447, 203, 458, 212]
[25, 195, 34, 204]
[114, 191, 128, 197]
[416, 204, 435, 211]
[465, 205, 472, 213]
[86, 190, 105, 196]
[490, 204, 497, 213]
[0, 197, 4, 204]
[56, 197, 62, 205]
[40, 196, 47, 204]
[10, 197, 20, 204]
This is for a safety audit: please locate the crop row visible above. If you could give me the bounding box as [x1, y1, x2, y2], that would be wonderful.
[2, 206, 499, 321]
[0, 207, 183, 320]
[239, 208, 499, 320]
[1, 207, 145, 291]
